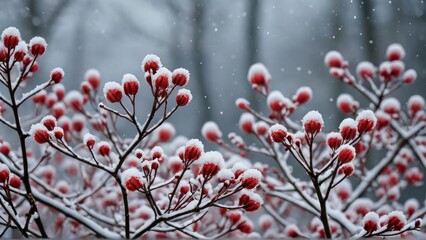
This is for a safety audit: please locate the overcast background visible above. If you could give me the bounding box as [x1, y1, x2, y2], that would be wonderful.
[1, 0, 426, 139]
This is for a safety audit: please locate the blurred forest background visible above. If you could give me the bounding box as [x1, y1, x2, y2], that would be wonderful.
[1, 0, 426, 140]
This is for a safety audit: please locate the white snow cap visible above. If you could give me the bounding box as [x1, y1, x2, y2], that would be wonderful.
[294, 86, 313, 101]
[172, 68, 190, 85]
[141, 54, 162, 69]
[232, 162, 249, 173]
[408, 95, 425, 108]
[240, 189, 263, 204]
[157, 122, 175, 135]
[85, 69, 100, 80]
[248, 63, 271, 82]
[356, 110, 377, 125]
[337, 144, 356, 155]
[1, 27, 20, 40]
[0, 163, 10, 173]
[387, 210, 407, 224]
[242, 169, 262, 181]
[269, 124, 287, 138]
[235, 98, 250, 108]
[362, 212, 380, 225]
[29, 36, 47, 48]
[83, 133, 96, 145]
[121, 168, 143, 183]
[386, 43, 405, 60]
[267, 90, 285, 105]
[200, 151, 225, 168]
[402, 69, 417, 83]
[41, 115, 57, 125]
[51, 67, 65, 76]
[240, 112, 255, 123]
[337, 93, 354, 105]
[324, 50, 343, 66]
[151, 146, 164, 157]
[339, 118, 357, 130]
[379, 61, 392, 75]
[201, 121, 222, 139]
[356, 61, 375, 77]
[327, 131, 342, 140]
[14, 41, 27, 52]
[185, 138, 204, 152]
[121, 73, 138, 84]
[29, 123, 48, 136]
[302, 110, 324, 125]
[381, 97, 401, 111]
[103, 81, 123, 100]
[177, 89, 192, 101]
[64, 90, 84, 105]
[217, 169, 235, 181]
[152, 67, 172, 86]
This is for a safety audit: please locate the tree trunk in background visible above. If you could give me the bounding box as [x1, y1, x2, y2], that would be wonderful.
[25, 0, 71, 41]
[330, 1, 345, 124]
[192, 0, 212, 128]
[359, 0, 377, 63]
[246, 0, 260, 109]
[68, 2, 88, 84]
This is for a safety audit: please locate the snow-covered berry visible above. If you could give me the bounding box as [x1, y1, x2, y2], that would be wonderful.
[236, 98, 250, 110]
[324, 51, 344, 68]
[176, 89, 192, 106]
[402, 69, 416, 84]
[172, 68, 190, 86]
[50, 67, 64, 84]
[386, 211, 406, 230]
[201, 121, 222, 142]
[362, 212, 380, 233]
[356, 110, 377, 134]
[121, 73, 139, 96]
[302, 111, 324, 135]
[2, 27, 21, 49]
[241, 169, 262, 189]
[356, 61, 375, 79]
[248, 63, 271, 86]
[30, 123, 50, 144]
[239, 113, 255, 134]
[0, 164, 10, 183]
[338, 163, 355, 176]
[267, 91, 286, 112]
[339, 118, 358, 141]
[103, 82, 123, 103]
[199, 151, 225, 178]
[9, 175, 21, 188]
[142, 54, 162, 73]
[337, 94, 358, 114]
[156, 123, 175, 142]
[184, 139, 204, 162]
[121, 168, 144, 191]
[407, 95, 424, 117]
[386, 43, 405, 61]
[293, 86, 312, 105]
[97, 141, 111, 156]
[269, 124, 288, 143]
[152, 67, 172, 89]
[84, 133, 96, 149]
[381, 98, 400, 115]
[327, 132, 342, 150]
[28, 36, 47, 56]
[239, 190, 263, 212]
[85, 69, 101, 89]
[337, 145, 356, 163]
[41, 115, 57, 131]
